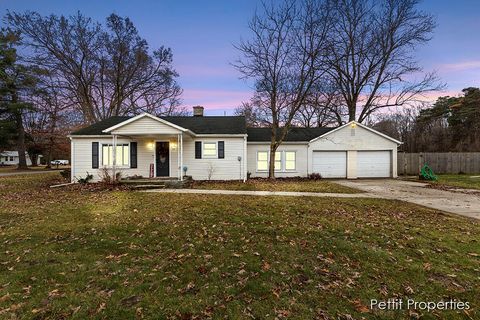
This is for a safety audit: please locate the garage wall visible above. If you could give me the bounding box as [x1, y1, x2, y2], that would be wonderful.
[247, 143, 308, 178]
[308, 124, 398, 178]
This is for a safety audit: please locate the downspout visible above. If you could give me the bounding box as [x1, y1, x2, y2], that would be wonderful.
[70, 137, 75, 183]
[177, 134, 180, 180]
[112, 134, 117, 182]
[180, 133, 184, 181]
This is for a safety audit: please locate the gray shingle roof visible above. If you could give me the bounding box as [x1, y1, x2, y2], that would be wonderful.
[246, 127, 336, 142]
[70, 115, 336, 141]
[70, 115, 247, 135]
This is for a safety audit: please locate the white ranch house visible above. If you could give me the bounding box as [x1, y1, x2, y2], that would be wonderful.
[69, 107, 401, 182]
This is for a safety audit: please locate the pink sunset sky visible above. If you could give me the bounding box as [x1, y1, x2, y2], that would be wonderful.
[2, 0, 479, 115]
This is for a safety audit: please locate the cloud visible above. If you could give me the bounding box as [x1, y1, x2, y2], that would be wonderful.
[180, 88, 252, 111]
[176, 64, 238, 78]
[439, 60, 480, 72]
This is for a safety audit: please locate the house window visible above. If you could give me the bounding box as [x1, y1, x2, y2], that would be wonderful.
[203, 142, 217, 157]
[10, 157, 14, 161]
[102, 144, 129, 166]
[285, 151, 296, 170]
[257, 151, 282, 171]
[257, 150, 297, 172]
[274, 152, 282, 171]
[257, 151, 268, 171]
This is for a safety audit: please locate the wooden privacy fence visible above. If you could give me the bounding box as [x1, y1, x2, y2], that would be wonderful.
[398, 152, 480, 175]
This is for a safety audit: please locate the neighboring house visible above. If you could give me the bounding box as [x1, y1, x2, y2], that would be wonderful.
[69, 106, 401, 182]
[0, 151, 42, 166]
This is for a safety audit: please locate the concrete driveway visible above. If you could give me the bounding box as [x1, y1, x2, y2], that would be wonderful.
[335, 179, 480, 219]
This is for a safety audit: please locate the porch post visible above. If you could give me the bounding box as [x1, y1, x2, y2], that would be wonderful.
[180, 133, 183, 181]
[112, 134, 117, 182]
[177, 134, 180, 180]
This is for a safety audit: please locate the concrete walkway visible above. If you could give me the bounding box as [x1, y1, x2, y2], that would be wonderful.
[145, 180, 480, 220]
[336, 179, 480, 219]
[144, 188, 374, 198]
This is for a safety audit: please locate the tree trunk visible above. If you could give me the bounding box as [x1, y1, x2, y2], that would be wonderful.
[45, 144, 52, 169]
[348, 102, 356, 122]
[268, 142, 277, 179]
[15, 111, 28, 170]
[30, 153, 38, 167]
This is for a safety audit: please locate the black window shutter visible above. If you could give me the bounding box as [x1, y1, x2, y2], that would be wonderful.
[218, 141, 225, 159]
[92, 142, 99, 168]
[130, 142, 137, 168]
[195, 141, 202, 159]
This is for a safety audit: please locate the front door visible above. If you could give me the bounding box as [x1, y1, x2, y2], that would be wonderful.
[156, 142, 170, 177]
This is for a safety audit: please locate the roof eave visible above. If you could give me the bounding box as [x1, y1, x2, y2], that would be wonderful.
[102, 113, 189, 133]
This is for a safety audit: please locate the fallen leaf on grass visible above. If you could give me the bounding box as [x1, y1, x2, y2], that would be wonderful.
[261, 261, 271, 271]
[121, 295, 142, 307]
[0, 293, 11, 302]
[352, 299, 370, 313]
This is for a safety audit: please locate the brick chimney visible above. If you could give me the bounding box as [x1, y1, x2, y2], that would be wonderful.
[192, 106, 204, 117]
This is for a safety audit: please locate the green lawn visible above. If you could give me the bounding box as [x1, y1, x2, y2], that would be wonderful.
[432, 174, 480, 191]
[0, 165, 64, 173]
[0, 173, 479, 319]
[192, 178, 361, 193]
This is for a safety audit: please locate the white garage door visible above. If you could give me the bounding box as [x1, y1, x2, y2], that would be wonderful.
[312, 151, 347, 178]
[357, 151, 391, 178]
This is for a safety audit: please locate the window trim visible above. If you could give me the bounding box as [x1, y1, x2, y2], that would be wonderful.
[256, 151, 269, 172]
[202, 141, 218, 158]
[284, 151, 296, 171]
[256, 150, 297, 173]
[101, 143, 130, 167]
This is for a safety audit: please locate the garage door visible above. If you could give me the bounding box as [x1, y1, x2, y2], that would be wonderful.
[312, 151, 347, 178]
[357, 151, 391, 178]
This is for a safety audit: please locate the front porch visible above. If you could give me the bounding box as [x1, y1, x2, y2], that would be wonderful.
[109, 133, 187, 181]
[102, 113, 192, 181]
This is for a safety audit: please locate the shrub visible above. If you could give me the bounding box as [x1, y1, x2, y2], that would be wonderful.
[308, 173, 322, 180]
[60, 168, 71, 181]
[77, 172, 93, 184]
[99, 167, 122, 184]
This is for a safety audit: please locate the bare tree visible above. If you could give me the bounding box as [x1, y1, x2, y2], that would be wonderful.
[24, 73, 79, 167]
[234, 101, 265, 127]
[234, 0, 332, 178]
[7, 11, 183, 124]
[325, 0, 442, 123]
[294, 81, 346, 127]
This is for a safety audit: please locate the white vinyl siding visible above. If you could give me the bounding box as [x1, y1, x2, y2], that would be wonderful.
[110, 116, 182, 135]
[182, 136, 247, 180]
